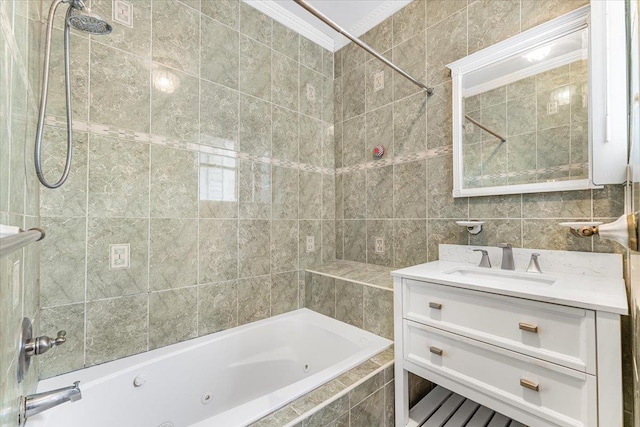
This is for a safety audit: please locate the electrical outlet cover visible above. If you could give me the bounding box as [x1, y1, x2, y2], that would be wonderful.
[113, 0, 134, 28]
[305, 236, 315, 253]
[375, 237, 385, 254]
[109, 244, 130, 269]
[373, 70, 385, 92]
[306, 84, 316, 101]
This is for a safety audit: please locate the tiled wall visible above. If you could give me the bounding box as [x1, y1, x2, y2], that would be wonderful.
[0, 1, 43, 425]
[38, 0, 335, 378]
[333, 0, 631, 422]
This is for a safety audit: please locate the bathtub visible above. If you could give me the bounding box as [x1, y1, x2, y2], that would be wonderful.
[27, 309, 392, 427]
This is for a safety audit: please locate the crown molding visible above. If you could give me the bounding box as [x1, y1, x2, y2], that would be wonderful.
[243, 0, 413, 52]
[243, 0, 335, 51]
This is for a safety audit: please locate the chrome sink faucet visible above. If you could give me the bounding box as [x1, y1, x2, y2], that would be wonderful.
[19, 381, 82, 425]
[497, 243, 515, 270]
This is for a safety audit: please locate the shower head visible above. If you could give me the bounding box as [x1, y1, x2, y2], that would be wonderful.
[67, 4, 112, 35]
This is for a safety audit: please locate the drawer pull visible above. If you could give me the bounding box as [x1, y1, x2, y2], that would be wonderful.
[429, 302, 442, 310]
[519, 322, 538, 333]
[429, 346, 443, 356]
[520, 378, 539, 392]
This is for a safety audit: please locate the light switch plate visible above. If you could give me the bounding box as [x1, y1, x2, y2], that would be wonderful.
[113, 0, 133, 28]
[306, 84, 316, 101]
[305, 236, 315, 253]
[375, 237, 385, 254]
[373, 70, 385, 92]
[109, 244, 130, 269]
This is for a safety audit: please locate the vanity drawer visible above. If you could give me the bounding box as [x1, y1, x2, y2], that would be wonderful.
[404, 320, 597, 427]
[403, 279, 596, 373]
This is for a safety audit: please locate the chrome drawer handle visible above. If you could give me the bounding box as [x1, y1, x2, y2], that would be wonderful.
[519, 322, 538, 333]
[429, 302, 442, 310]
[520, 378, 539, 392]
[429, 346, 443, 356]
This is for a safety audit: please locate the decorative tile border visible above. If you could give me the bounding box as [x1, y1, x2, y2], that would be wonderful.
[336, 146, 454, 175]
[44, 115, 334, 175]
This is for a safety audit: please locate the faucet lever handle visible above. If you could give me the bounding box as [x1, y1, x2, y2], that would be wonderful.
[498, 242, 512, 248]
[527, 253, 542, 274]
[54, 330, 67, 347]
[473, 249, 491, 268]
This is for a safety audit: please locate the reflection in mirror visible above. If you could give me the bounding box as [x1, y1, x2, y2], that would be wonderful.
[461, 28, 588, 189]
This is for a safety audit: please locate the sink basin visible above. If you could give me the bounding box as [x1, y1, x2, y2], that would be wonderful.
[444, 267, 557, 286]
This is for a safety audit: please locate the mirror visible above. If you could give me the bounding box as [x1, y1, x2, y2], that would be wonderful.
[447, 4, 627, 198]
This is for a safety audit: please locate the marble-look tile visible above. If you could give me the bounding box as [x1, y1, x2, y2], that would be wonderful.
[344, 220, 367, 263]
[40, 217, 86, 307]
[408, 373, 432, 407]
[239, 220, 270, 278]
[149, 218, 198, 291]
[92, 0, 151, 58]
[393, 0, 425, 46]
[394, 220, 428, 268]
[150, 145, 198, 218]
[336, 279, 363, 328]
[323, 48, 334, 79]
[536, 88, 571, 131]
[394, 161, 426, 219]
[300, 36, 323, 74]
[343, 42, 365, 75]
[522, 190, 591, 219]
[181, 0, 200, 11]
[272, 166, 298, 219]
[507, 95, 537, 136]
[394, 92, 427, 156]
[343, 171, 366, 219]
[199, 153, 238, 218]
[427, 155, 468, 218]
[88, 135, 149, 218]
[86, 218, 149, 300]
[152, 0, 199, 75]
[523, 219, 592, 252]
[200, 80, 239, 150]
[240, 2, 272, 45]
[323, 76, 334, 124]
[272, 106, 299, 162]
[323, 174, 336, 220]
[201, 15, 239, 89]
[306, 274, 336, 317]
[272, 52, 299, 111]
[273, 21, 299, 61]
[343, 116, 366, 167]
[363, 17, 393, 54]
[470, 219, 522, 248]
[426, 9, 466, 87]
[335, 221, 345, 260]
[366, 105, 393, 158]
[303, 393, 349, 427]
[250, 406, 300, 427]
[300, 66, 324, 120]
[271, 271, 299, 315]
[593, 185, 625, 219]
[271, 221, 298, 273]
[300, 220, 322, 269]
[367, 220, 394, 267]
[90, 42, 150, 132]
[521, 0, 589, 31]
[85, 295, 148, 366]
[299, 115, 323, 167]
[240, 36, 271, 101]
[427, 82, 452, 149]
[384, 380, 395, 426]
[152, 65, 199, 143]
[350, 370, 384, 407]
[366, 60, 394, 112]
[392, 32, 426, 100]
[239, 160, 271, 219]
[199, 219, 238, 283]
[334, 48, 343, 79]
[299, 172, 322, 219]
[351, 388, 384, 426]
[39, 304, 84, 379]
[201, 0, 239, 28]
[468, 0, 520, 54]
[469, 194, 522, 219]
[334, 76, 344, 124]
[149, 288, 197, 349]
[238, 275, 271, 325]
[507, 132, 537, 185]
[427, 219, 468, 261]
[40, 128, 87, 217]
[426, 0, 466, 25]
[322, 220, 336, 263]
[239, 95, 271, 157]
[367, 166, 393, 219]
[343, 65, 365, 120]
[198, 280, 237, 335]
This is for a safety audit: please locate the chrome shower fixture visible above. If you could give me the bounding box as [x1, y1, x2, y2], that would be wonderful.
[34, 0, 112, 189]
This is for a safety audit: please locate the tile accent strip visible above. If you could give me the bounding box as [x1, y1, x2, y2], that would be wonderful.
[335, 145, 453, 175]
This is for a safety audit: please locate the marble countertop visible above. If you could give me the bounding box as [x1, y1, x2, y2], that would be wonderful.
[391, 260, 628, 315]
[306, 260, 394, 289]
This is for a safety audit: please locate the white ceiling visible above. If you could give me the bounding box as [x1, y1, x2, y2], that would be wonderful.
[244, 0, 412, 51]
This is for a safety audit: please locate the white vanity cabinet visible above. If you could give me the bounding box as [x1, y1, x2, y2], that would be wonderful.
[393, 245, 628, 427]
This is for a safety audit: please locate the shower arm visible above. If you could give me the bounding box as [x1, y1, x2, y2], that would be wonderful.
[292, 0, 434, 96]
[34, 0, 74, 189]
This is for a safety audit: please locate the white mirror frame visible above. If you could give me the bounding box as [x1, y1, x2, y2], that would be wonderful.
[447, 4, 628, 198]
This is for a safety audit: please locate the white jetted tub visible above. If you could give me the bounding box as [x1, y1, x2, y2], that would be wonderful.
[27, 309, 392, 427]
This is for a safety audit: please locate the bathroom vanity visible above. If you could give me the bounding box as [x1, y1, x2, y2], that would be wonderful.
[393, 244, 628, 427]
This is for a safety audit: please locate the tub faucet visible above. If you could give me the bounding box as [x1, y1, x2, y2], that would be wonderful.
[19, 381, 82, 424]
[497, 243, 515, 270]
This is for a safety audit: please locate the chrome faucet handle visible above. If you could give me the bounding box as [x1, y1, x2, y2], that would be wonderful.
[497, 243, 512, 249]
[497, 243, 515, 270]
[25, 330, 67, 357]
[527, 253, 542, 274]
[473, 249, 491, 268]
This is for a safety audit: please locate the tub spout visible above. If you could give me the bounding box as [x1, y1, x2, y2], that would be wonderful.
[19, 381, 81, 424]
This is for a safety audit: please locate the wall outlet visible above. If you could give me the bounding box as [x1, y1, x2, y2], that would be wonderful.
[305, 236, 315, 253]
[113, 0, 134, 28]
[373, 70, 385, 92]
[547, 101, 558, 115]
[12, 260, 20, 309]
[306, 83, 316, 101]
[109, 244, 130, 269]
[464, 123, 474, 134]
[375, 237, 385, 254]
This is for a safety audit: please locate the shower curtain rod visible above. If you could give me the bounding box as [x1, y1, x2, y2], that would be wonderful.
[464, 115, 507, 142]
[293, 0, 434, 96]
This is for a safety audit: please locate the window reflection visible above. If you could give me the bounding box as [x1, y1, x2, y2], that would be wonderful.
[199, 153, 237, 202]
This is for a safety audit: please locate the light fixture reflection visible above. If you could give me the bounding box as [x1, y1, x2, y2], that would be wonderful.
[522, 45, 552, 62]
[153, 69, 180, 94]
